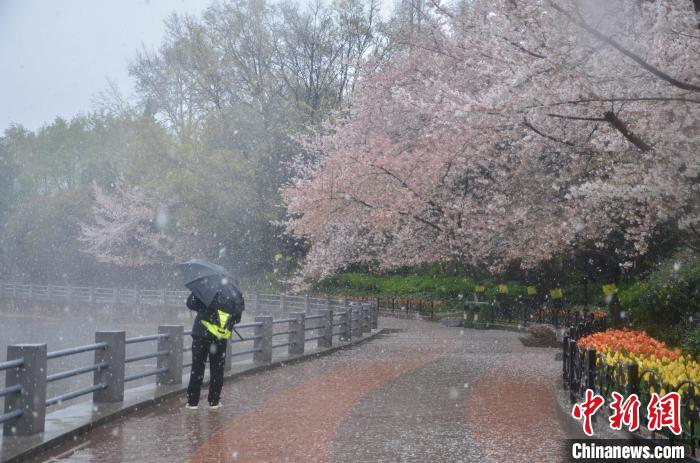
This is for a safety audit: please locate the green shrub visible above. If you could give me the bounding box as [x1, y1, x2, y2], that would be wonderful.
[315, 272, 475, 301]
[683, 328, 700, 358]
[313, 255, 700, 347]
[619, 253, 700, 346]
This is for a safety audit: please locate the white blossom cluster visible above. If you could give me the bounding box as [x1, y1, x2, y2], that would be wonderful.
[79, 179, 177, 266]
[285, 0, 700, 278]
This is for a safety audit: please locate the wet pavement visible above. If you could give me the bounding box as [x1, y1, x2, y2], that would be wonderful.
[29, 318, 568, 463]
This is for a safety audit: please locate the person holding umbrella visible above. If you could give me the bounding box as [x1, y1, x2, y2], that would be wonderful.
[179, 259, 245, 410]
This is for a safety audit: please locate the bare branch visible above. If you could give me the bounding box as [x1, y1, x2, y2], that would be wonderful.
[549, 1, 700, 92]
[526, 96, 700, 109]
[343, 193, 443, 233]
[603, 111, 652, 152]
[546, 113, 606, 121]
[499, 36, 547, 59]
[522, 118, 575, 146]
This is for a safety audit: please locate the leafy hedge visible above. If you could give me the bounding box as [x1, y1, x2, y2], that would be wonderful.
[315, 271, 622, 308]
[619, 253, 700, 347]
[309, 253, 700, 349]
[314, 272, 474, 301]
[313, 272, 534, 307]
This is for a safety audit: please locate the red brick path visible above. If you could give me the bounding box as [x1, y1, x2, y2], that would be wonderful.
[188, 354, 435, 463]
[29, 321, 568, 463]
[466, 353, 566, 462]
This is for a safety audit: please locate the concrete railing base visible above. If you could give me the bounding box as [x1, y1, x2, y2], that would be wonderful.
[0, 329, 385, 463]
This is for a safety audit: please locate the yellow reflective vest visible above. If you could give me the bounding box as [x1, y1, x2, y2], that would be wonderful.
[200, 309, 232, 340]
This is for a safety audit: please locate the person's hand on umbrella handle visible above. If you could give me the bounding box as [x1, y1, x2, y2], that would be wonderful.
[224, 312, 241, 331]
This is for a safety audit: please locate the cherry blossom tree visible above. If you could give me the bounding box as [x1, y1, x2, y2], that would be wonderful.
[79, 179, 178, 267]
[284, 0, 700, 279]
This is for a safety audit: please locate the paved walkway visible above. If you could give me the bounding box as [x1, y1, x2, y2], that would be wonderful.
[31, 319, 568, 463]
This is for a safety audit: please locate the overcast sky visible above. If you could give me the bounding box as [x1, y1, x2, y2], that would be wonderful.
[0, 0, 211, 132]
[1, 0, 393, 133]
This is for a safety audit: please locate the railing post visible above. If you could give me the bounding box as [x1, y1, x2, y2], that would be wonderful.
[156, 325, 183, 386]
[280, 293, 287, 313]
[254, 316, 273, 363]
[340, 309, 351, 342]
[3, 344, 47, 436]
[94, 331, 126, 403]
[626, 362, 639, 397]
[347, 306, 355, 338]
[304, 293, 310, 313]
[252, 291, 259, 312]
[371, 301, 378, 329]
[569, 340, 579, 404]
[344, 299, 351, 327]
[289, 312, 305, 355]
[325, 294, 331, 310]
[585, 348, 596, 391]
[361, 304, 371, 334]
[351, 308, 362, 338]
[567, 338, 577, 392]
[318, 309, 333, 348]
[562, 334, 569, 383]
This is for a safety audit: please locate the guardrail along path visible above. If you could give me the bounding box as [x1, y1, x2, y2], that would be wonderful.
[29, 318, 568, 463]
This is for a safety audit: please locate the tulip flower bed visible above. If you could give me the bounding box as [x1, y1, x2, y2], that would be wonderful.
[577, 328, 699, 390]
[563, 324, 700, 453]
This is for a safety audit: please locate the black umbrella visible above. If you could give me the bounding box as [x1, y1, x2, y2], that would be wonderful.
[178, 259, 244, 340]
[178, 259, 240, 308]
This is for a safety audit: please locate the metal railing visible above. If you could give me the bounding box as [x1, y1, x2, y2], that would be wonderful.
[561, 318, 700, 460]
[378, 295, 596, 329]
[1, 299, 378, 437]
[44, 342, 109, 409]
[1, 280, 373, 316]
[249, 292, 355, 315]
[0, 281, 190, 307]
[0, 360, 25, 428]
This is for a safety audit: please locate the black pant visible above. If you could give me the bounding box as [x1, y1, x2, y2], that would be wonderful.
[186, 336, 227, 406]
